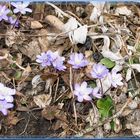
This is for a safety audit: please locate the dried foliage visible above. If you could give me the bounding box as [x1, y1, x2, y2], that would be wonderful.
[0, 1, 140, 138]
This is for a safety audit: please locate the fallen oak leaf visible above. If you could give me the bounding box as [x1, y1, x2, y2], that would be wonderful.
[42, 104, 66, 121]
[33, 94, 52, 108]
[5, 111, 20, 126]
[52, 119, 68, 131]
[41, 105, 60, 120]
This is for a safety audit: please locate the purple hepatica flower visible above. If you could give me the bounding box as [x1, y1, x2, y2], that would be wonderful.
[91, 63, 109, 79]
[36, 51, 54, 67]
[0, 100, 13, 115]
[108, 71, 123, 88]
[92, 87, 102, 99]
[68, 53, 88, 69]
[0, 83, 16, 102]
[74, 82, 92, 102]
[0, 5, 10, 21]
[8, 16, 19, 27]
[11, 2, 32, 15]
[52, 55, 66, 71]
[36, 50, 66, 71]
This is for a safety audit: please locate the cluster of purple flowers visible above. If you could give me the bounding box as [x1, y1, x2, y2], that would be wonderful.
[0, 2, 32, 27]
[37, 51, 123, 102]
[74, 64, 123, 102]
[37, 51, 89, 71]
[74, 64, 109, 102]
[0, 83, 16, 115]
[36, 50, 66, 71]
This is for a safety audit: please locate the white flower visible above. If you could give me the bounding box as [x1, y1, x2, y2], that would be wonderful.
[11, 2, 32, 14]
[0, 83, 16, 102]
[92, 87, 102, 99]
[108, 71, 123, 88]
[74, 82, 92, 102]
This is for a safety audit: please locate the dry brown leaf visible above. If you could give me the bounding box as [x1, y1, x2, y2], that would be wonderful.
[113, 118, 122, 133]
[104, 122, 111, 132]
[19, 29, 48, 60]
[40, 72, 58, 81]
[6, 112, 20, 126]
[33, 3, 45, 20]
[115, 6, 132, 16]
[16, 106, 29, 112]
[32, 75, 43, 88]
[5, 29, 26, 47]
[45, 15, 64, 31]
[122, 108, 133, 117]
[33, 94, 52, 108]
[31, 20, 43, 29]
[42, 105, 60, 120]
[22, 64, 32, 78]
[0, 55, 9, 68]
[19, 40, 41, 60]
[38, 29, 49, 50]
[52, 120, 68, 130]
[126, 122, 140, 136]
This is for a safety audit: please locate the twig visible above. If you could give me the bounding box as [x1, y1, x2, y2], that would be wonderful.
[49, 85, 52, 95]
[55, 88, 69, 103]
[65, 10, 84, 25]
[54, 77, 60, 102]
[4, 54, 25, 70]
[0, 33, 56, 37]
[69, 66, 77, 125]
[1, 72, 11, 81]
[99, 79, 103, 95]
[10, 60, 25, 70]
[46, 2, 71, 18]
[12, 13, 21, 29]
[19, 114, 31, 135]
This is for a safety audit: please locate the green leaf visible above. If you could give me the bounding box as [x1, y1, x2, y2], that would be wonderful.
[99, 109, 109, 118]
[88, 81, 96, 88]
[11, 63, 17, 68]
[14, 71, 22, 80]
[97, 96, 114, 120]
[100, 58, 115, 68]
[97, 96, 113, 110]
[110, 120, 115, 130]
[135, 42, 140, 52]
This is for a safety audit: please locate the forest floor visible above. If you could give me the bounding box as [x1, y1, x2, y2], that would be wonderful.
[0, 1, 140, 138]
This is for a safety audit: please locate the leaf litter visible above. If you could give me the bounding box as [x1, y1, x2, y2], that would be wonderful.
[0, 1, 140, 138]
